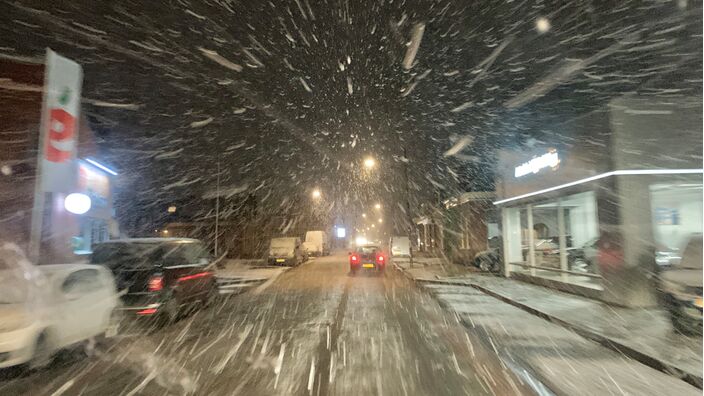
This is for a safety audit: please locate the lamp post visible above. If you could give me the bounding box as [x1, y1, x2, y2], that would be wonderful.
[402, 146, 415, 268]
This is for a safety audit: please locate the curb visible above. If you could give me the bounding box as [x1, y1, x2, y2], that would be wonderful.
[396, 266, 703, 390]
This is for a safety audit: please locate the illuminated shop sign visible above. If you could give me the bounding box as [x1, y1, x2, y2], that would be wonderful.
[514, 149, 560, 178]
[78, 163, 110, 208]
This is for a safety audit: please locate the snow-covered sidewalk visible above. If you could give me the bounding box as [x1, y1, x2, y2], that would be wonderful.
[396, 264, 703, 390]
[216, 259, 290, 294]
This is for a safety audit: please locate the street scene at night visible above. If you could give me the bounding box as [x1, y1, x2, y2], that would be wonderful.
[0, 1, 702, 395]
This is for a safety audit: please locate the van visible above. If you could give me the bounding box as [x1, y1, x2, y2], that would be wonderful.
[302, 231, 329, 256]
[390, 236, 411, 258]
[268, 237, 307, 266]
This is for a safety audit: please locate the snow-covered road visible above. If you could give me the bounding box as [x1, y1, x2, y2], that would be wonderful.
[0, 252, 538, 395]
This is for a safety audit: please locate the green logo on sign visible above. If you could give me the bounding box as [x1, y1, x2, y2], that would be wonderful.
[59, 87, 71, 106]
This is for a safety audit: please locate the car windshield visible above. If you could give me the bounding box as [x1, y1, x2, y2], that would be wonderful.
[358, 246, 380, 255]
[91, 243, 161, 270]
[1, 2, 702, 395]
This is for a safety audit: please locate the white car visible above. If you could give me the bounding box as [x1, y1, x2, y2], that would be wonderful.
[0, 244, 120, 369]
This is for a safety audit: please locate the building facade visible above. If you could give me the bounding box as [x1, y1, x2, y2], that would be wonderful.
[495, 96, 702, 307]
[0, 56, 118, 263]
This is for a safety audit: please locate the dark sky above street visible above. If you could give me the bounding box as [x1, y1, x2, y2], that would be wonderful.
[1, 0, 701, 226]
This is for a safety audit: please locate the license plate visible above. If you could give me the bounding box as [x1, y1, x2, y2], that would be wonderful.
[694, 297, 703, 308]
[362, 263, 375, 268]
[276, 259, 285, 263]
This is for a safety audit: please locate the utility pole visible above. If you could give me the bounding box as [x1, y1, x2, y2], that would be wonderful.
[403, 146, 415, 268]
[214, 160, 220, 256]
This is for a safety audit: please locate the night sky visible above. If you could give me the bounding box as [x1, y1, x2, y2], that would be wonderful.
[1, 0, 701, 229]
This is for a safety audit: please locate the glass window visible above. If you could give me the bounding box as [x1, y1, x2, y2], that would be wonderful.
[650, 183, 703, 259]
[531, 202, 561, 270]
[503, 207, 522, 264]
[62, 268, 102, 294]
[91, 242, 161, 269]
[162, 242, 209, 267]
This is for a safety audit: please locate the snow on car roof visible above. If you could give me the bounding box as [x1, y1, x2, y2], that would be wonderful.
[96, 238, 201, 244]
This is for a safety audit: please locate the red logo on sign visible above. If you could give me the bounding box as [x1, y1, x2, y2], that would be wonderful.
[45, 108, 76, 163]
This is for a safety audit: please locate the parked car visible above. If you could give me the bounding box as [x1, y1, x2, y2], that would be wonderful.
[473, 236, 502, 273]
[658, 234, 703, 335]
[90, 238, 218, 324]
[302, 231, 329, 257]
[268, 237, 307, 266]
[567, 237, 599, 273]
[390, 236, 411, 258]
[349, 244, 386, 275]
[0, 243, 120, 370]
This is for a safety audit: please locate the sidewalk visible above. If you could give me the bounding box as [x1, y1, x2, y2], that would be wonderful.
[392, 256, 474, 279]
[215, 259, 289, 294]
[394, 260, 703, 389]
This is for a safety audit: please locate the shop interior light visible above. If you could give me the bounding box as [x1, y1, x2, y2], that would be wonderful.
[64, 193, 92, 214]
[494, 168, 704, 205]
[84, 158, 118, 176]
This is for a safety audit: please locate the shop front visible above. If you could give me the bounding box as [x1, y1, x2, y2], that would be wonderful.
[495, 96, 703, 307]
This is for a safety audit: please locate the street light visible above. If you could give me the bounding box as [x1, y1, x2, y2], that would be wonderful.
[374, 203, 381, 210]
[536, 17, 551, 33]
[378, 218, 383, 223]
[167, 205, 177, 213]
[363, 157, 376, 169]
[312, 189, 321, 199]
[362, 213, 367, 218]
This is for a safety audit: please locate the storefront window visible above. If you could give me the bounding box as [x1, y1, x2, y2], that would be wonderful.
[531, 202, 560, 270]
[503, 207, 523, 271]
[504, 191, 601, 287]
[74, 218, 109, 255]
[650, 183, 703, 265]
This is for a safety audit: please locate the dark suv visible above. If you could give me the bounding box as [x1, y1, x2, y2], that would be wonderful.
[91, 238, 218, 324]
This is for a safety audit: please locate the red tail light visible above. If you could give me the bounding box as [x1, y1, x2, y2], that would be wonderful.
[148, 275, 164, 292]
[376, 255, 385, 263]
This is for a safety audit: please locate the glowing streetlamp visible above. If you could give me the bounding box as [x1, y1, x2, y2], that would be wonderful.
[362, 213, 367, 218]
[312, 189, 321, 199]
[363, 157, 376, 169]
[374, 203, 381, 210]
[536, 17, 550, 33]
[378, 218, 383, 223]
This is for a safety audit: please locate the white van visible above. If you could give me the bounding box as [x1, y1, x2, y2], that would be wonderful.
[390, 236, 411, 258]
[302, 231, 329, 256]
[268, 237, 307, 266]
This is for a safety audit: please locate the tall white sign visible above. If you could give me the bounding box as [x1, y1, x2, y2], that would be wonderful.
[29, 49, 83, 262]
[39, 49, 83, 192]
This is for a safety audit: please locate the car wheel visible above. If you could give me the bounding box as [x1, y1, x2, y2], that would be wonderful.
[29, 332, 53, 370]
[160, 295, 180, 326]
[478, 258, 492, 272]
[571, 258, 589, 273]
[205, 283, 219, 307]
[668, 300, 703, 336]
[97, 306, 123, 346]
